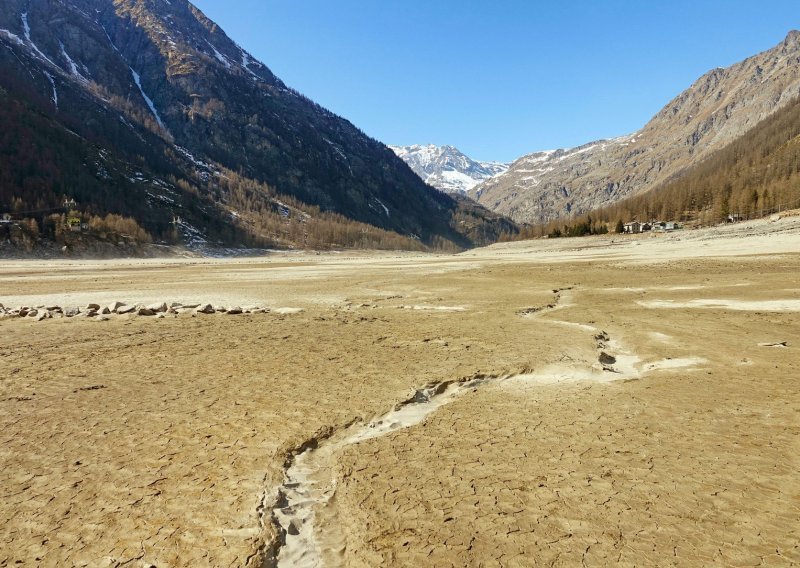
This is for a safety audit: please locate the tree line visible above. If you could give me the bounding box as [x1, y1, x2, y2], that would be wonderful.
[509, 95, 800, 239]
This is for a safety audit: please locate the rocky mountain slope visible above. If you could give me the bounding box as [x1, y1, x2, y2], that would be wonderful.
[580, 93, 800, 229]
[473, 31, 800, 225]
[390, 144, 508, 194]
[0, 0, 515, 251]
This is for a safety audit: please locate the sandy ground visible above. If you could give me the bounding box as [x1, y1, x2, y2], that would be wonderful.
[1, 216, 799, 567]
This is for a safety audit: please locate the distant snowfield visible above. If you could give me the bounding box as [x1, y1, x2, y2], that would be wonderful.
[390, 144, 509, 194]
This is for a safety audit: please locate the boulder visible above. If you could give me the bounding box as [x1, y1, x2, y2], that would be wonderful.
[86, 303, 101, 311]
[96, 315, 110, 322]
[196, 304, 215, 314]
[214, 306, 227, 313]
[137, 308, 155, 316]
[147, 302, 168, 313]
[101, 307, 111, 315]
[65, 308, 80, 317]
[19, 309, 29, 318]
[27, 309, 39, 318]
[108, 301, 125, 313]
[226, 306, 243, 315]
[598, 352, 617, 365]
[35, 311, 49, 321]
[116, 305, 136, 315]
[182, 303, 201, 309]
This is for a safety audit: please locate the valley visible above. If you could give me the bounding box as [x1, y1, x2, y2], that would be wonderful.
[1, 1, 799, 566]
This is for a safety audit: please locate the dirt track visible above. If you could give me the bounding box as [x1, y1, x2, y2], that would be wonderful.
[1, 217, 799, 567]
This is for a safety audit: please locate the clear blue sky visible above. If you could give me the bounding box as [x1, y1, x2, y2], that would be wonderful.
[191, 0, 799, 163]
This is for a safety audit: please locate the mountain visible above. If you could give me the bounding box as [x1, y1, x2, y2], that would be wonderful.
[472, 31, 800, 225]
[0, 0, 515, 252]
[578, 93, 800, 230]
[390, 144, 508, 194]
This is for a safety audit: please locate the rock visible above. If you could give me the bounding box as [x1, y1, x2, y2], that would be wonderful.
[214, 306, 227, 313]
[137, 308, 156, 316]
[19, 308, 29, 318]
[27, 309, 39, 318]
[35, 311, 49, 321]
[147, 302, 168, 313]
[84, 310, 98, 318]
[46, 306, 61, 312]
[96, 316, 110, 322]
[108, 301, 125, 313]
[182, 303, 201, 309]
[196, 304, 215, 314]
[116, 305, 136, 315]
[86, 303, 101, 311]
[156, 313, 166, 319]
[170, 302, 183, 308]
[226, 306, 243, 315]
[101, 307, 111, 315]
[65, 308, 80, 318]
[598, 352, 617, 365]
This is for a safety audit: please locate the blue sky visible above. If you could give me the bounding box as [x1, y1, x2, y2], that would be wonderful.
[192, 1, 799, 163]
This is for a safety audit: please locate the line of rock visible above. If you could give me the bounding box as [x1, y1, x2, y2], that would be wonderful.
[0, 301, 273, 321]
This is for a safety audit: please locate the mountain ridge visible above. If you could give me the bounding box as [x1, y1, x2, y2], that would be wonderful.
[0, 0, 515, 251]
[472, 29, 800, 225]
[390, 144, 509, 194]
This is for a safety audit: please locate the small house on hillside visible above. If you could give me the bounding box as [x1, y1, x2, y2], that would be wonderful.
[623, 222, 642, 234]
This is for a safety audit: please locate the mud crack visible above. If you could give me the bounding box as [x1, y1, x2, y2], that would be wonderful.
[255, 372, 516, 568]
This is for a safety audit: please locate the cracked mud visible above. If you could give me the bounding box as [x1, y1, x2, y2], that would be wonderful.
[1, 221, 799, 566]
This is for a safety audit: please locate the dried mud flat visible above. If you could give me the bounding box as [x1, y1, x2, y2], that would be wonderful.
[1, 217, 799, 567]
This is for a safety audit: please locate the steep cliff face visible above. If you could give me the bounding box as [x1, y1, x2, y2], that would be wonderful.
[0, 0, 514, 249]
[473, 31, 800, 225]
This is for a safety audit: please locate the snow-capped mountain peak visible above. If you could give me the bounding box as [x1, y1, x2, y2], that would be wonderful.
[390, 144, 509, 194]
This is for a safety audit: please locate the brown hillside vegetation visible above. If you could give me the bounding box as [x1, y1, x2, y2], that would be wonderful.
[473, 31, 800, 225]
[519, 95, 800, 239]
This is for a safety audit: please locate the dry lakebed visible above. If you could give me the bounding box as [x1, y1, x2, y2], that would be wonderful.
[1, 217, 799, 567]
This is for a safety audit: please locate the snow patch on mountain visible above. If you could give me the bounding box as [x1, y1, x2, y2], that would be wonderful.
[390, 144, 509, 194]
[21, 12, 57, 67]
[130, 67, 165, 129]
[60, 42, 88, 83]
[0, 28, 25, 46]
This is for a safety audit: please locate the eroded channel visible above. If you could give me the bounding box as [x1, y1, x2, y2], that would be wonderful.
[256, 288, 707, 567]
[262, 375, 499, 567]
